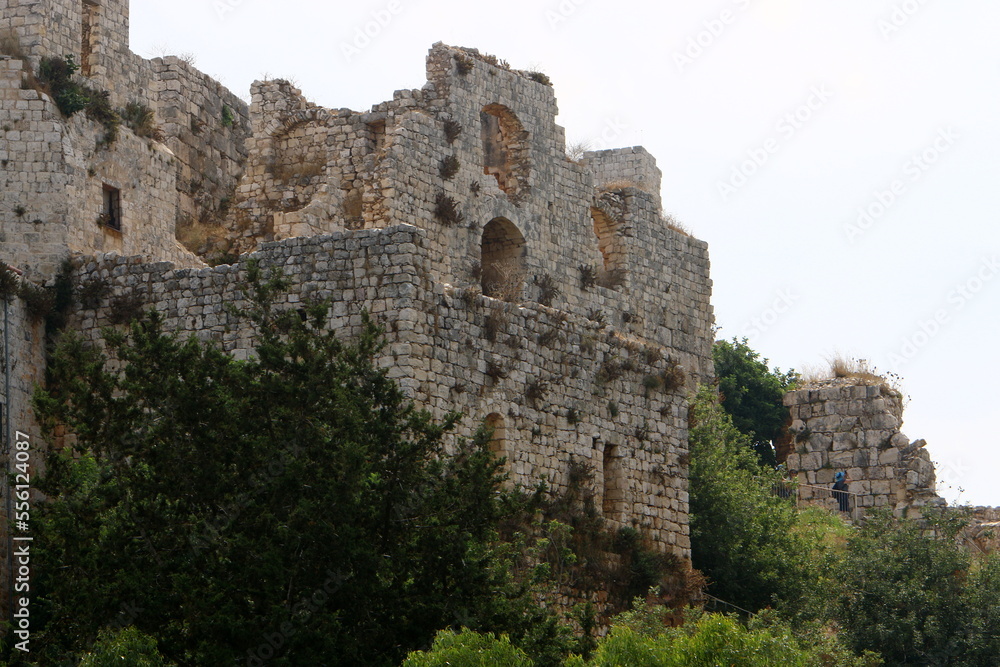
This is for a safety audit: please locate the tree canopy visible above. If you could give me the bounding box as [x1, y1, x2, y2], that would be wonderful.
[27, 265, 544, 666]
[712, 337, 797, 466]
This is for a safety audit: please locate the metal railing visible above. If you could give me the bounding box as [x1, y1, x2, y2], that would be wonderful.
[772, 481, 864, 522]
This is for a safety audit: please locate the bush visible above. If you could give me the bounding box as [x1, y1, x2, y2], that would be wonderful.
[77, 627, 172, 667]
[713, 337, 798, 466]
[835, 508, 1000, 665]
[402, 629, 533, 667]
[587, 611, 825, 667]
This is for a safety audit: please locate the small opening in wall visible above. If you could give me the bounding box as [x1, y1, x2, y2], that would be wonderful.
[602, 443, 623, 519]
[480, 104, 530, 199]
[591, 207, 618, 271]
[81, 0, 100, 77]
[485, 413, 507, 467]
[368, 120, 386, 153]
[102, 184, 121, 231]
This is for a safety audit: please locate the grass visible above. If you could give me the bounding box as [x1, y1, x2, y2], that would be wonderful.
[482, 258, 525, 303]
[483, 306, 508, 342]
[454, 54, 474, 75]
[802, 355, 904, 395]
[533, 273, 560, 306]
[525, 377, 549, 406]
[599, 178, 642, 192]
[120, 102, 165, 141]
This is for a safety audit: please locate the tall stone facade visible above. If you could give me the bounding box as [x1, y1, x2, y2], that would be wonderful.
[1, 0, 716, 615]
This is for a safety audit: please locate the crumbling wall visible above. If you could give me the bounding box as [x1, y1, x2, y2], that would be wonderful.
[1, 0, 249, 269]
[783, 379, 945, 517]
[224, 43, 714, 386]
[151, 57, 249, 237]
[585, 147, 664, 212]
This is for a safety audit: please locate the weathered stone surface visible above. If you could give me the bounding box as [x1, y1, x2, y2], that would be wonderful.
[1, 1, 719, 622]
[783, 379, 946, 517]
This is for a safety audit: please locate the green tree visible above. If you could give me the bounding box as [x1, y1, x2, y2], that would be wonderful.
[77, 627, 173, 667]
[836, 509, 1000, 666]
[687, 385, 818, 614]
[712, 338, 797, 466]
[26, 265, 552, 666]
[401, 629, 534, 667]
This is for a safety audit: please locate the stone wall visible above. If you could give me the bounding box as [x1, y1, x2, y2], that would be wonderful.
[1, 0, 250, 276]
[783, 379, 945, 518]
[584, 147, 664, 211]
[3, 3, 716, 622]
[0, 290, 48, 613]
[66, 225, 694, 557]
[225, 43, 715, 385]
[0, 54, 199, 277]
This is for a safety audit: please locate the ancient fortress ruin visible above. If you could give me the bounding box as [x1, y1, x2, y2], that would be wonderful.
[1, 0, 994, 623]
[1, 0, 714, 597]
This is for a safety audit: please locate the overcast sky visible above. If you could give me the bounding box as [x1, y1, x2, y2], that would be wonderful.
[130, 0, 1000, 506]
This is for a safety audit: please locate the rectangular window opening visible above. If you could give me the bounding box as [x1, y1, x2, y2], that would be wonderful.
[367, 120, 386, 153]
[81, 0, 100, 77]
[102, 184, 121, 231]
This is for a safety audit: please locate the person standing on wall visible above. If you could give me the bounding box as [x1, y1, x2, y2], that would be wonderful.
[832, 471, 850, 513]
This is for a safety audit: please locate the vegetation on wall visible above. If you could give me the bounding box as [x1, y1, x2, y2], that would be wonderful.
[32, 56, 166, 147]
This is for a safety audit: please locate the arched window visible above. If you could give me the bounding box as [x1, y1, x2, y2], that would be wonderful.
[480, 104, 530, 200]
[480, 218, 526, 301]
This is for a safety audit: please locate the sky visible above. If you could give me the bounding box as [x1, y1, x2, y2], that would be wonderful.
[129, 0, 1000, 506]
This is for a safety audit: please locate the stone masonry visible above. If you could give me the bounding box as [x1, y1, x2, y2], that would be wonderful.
[1, 0, 716, 619]
[783, 379, 946, 518]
